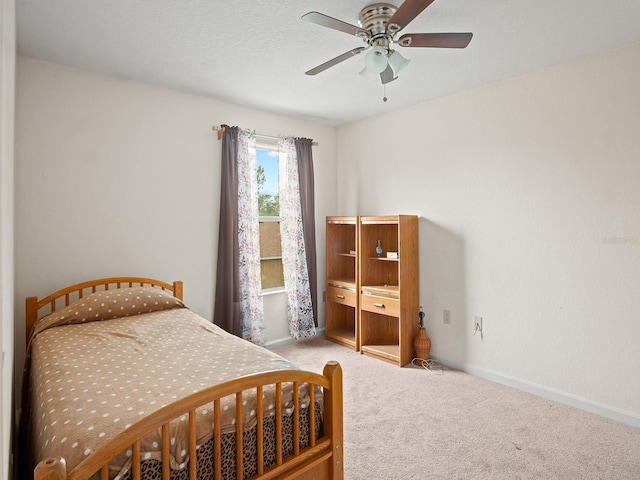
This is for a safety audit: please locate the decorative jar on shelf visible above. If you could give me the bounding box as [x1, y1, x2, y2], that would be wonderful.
[376, 240, 383, 257]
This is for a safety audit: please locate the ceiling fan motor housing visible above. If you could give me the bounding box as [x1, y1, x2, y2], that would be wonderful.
[358, 3, 397, 37]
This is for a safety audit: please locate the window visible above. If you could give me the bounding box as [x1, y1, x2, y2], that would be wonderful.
[256, 144, 284, 290]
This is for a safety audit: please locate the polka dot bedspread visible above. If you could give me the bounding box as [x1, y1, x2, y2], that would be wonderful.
[23, 287, 315, 478]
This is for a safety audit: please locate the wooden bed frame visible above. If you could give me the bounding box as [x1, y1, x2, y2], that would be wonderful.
[26, 277, 344, 480]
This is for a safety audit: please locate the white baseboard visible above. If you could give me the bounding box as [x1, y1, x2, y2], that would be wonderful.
[265, 327, 326, 350]
[429, 354, 640, 428]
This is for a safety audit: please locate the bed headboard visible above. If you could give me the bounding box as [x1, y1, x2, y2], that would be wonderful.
[25, 277, 183, 344]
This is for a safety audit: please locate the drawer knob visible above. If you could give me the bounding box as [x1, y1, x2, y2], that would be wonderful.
[336, 294, 345, 299]
[373, 303, 385, 308]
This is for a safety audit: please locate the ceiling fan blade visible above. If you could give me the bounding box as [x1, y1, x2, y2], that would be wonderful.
[305, 47, 368, 76]
[398, 32, 473, 48]
[387, 0, 436, 33]
[302, 12, 369, 38]
[380, 65, 397, 84]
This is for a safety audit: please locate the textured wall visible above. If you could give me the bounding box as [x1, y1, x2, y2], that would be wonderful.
[337, 42, 640, 418]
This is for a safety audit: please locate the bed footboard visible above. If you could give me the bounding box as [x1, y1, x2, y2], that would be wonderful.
[33, 362, 343, 480]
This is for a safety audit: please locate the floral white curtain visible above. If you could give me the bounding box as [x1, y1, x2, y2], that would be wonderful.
[237, 129, 265, 344]
[278, 136, 316, 340]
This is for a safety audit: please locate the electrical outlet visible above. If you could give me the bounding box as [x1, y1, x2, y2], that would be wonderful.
[443, 309, 451, 324]
[474, 316, 483, 333]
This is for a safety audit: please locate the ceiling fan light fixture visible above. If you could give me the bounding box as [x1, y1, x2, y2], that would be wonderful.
[387, 50, 410, 76]
[364, 46, 388, 73]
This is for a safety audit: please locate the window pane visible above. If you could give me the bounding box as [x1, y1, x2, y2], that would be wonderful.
[257, 146, 283, 289]
[257, 148, 279, 216]
[259, 220, 284, 289]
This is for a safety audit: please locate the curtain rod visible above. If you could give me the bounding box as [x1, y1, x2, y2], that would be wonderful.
[212, 125, 318, 146]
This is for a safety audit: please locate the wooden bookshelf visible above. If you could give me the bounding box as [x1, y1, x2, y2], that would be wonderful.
[325, 217, 359, 350]
[359, 215, 419, 366]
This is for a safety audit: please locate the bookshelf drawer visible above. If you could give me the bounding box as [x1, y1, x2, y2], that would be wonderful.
[360, 294, 400, 317]
[327, 286, 357, 307]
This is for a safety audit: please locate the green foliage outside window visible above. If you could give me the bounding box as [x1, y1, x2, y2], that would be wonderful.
[257, 164, 279, 216]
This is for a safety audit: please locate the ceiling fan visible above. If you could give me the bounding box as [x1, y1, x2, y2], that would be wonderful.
[302, 0, 473, 85]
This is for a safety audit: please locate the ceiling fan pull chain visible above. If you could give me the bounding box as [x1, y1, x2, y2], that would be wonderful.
[383, 83, 388, 102]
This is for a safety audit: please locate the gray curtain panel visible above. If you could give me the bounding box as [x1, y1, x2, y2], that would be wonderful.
[295, 138, 318, 326]
[214, 125, 243, 337]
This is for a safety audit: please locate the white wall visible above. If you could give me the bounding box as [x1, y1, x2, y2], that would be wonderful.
[0, 0, 15, 477]
[14, 56, 337, 390]
[337, 42, 640, 422]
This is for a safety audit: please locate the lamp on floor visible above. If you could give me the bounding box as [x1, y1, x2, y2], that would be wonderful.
[414, 306, 431, 361]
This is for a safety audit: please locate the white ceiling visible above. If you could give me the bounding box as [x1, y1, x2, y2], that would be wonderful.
[16, 0, 640, 125]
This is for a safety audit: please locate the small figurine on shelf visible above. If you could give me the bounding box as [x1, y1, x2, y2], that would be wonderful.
[376, 240, 383, 257]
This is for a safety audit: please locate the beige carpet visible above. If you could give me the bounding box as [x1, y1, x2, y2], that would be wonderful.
[274, 337, 640, 480]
